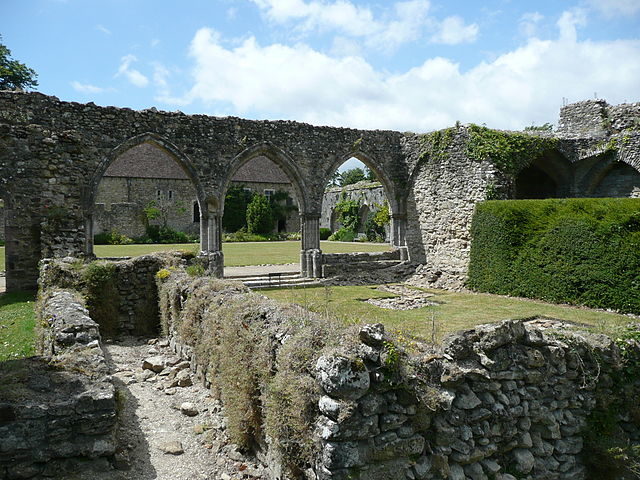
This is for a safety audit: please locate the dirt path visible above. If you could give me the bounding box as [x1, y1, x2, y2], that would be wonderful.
[73, 337, 268, 480]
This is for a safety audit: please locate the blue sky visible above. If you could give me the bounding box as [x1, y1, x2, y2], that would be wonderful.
[3, 0, 640, 137]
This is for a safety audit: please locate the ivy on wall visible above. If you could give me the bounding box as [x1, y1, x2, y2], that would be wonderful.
[466, 125, 558, 174]
[417, 124, 558, 175]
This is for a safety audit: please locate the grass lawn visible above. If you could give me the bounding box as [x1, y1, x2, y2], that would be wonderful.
[0, 242, 389, 271]
[0, 292, 36, 361]
[93, 240, 391, 267]
[262, 285, 636, 343]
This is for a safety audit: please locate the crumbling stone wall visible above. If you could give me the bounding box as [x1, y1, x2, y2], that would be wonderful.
[154, 271, 640, 480]
[0, 290, 116, 479]
[404, 129, 499, 289]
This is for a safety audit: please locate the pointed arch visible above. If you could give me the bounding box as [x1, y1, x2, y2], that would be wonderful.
[83, 132, 206, 211]
[82, 133, 208, 256]
[325, 150, 401, 217]
[513, 149, 573, 198]
[220, 142, 308, 214]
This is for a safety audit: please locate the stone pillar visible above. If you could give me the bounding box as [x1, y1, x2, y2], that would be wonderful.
[391, 214, 407, 249]
[84, 214, 95, 259]
[300, 213, 322, 278]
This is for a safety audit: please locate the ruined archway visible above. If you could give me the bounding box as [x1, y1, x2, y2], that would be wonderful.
[83, 133, 207, 257]
[590, 161, 640, 197]
[320, 152, 400, 248]
[514, 150, 572, 199]
[220, 143, 307, 275]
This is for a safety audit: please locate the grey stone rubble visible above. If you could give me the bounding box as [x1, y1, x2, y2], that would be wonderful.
[365, 284, 439, 310]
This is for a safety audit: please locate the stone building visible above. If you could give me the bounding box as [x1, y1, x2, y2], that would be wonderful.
[94, 143, 300, 238]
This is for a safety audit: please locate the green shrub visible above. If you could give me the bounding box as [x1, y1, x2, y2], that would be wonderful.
[246, 194, 274, 234]
[319, 228, 332, 240]
[139, 225, 197, 244]
[468, 198, 640, 314]
[328, 227, 356, 242]
[94, 229, 134, 245]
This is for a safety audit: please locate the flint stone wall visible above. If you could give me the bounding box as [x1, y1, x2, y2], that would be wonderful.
[0, 290, 116, 479]
[155, 273, 640, 480]
[320, 182, 387, 234]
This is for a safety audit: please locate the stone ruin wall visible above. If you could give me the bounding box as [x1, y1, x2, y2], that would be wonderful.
[1, 92, 640, 291]
[403, 129, 499, 290]
[0, 290, 116, 479]
[156, 270, 640, 480]
[320, 182, 388, 234]
[8, 255, 638, 479]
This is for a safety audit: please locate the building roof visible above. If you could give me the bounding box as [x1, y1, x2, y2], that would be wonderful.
[104, 142, 291, 184]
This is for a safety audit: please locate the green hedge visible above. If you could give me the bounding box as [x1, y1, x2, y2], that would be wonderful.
[468, 198, 640, 314]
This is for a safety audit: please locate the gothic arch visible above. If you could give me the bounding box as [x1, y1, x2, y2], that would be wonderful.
[220, 142, 308, 214]
[82, 133, 208, 255]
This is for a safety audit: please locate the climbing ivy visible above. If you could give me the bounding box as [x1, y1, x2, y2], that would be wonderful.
[418, 127, 456, 162]
[466, 124, 558, 174]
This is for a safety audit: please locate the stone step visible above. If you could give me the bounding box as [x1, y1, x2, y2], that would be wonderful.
[225, 271, 300, 281]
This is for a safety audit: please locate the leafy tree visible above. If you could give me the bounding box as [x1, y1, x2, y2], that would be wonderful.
[223, 185, 253, 232]
[246, 194, 274, 234]
[269, 190, 298, 229]
[364, 166, 378, 182]
[339, 168, 366, 186]
[0, 36, 38, 90]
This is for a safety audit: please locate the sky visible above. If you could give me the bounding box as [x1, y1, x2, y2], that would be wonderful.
[3, 0, 640, 140]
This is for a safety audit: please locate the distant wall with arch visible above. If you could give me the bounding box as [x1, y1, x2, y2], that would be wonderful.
[320, 181, 388, 235]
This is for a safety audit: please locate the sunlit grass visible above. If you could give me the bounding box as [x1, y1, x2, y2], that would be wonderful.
[0, 292, 36, 361]
[262, 285, 636, 343]
[94, 241, 390, 267]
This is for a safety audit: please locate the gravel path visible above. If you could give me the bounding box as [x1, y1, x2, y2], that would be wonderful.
[73, 337, 268, 480]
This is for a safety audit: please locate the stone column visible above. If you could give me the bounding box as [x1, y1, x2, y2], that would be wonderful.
[391, 214, 407, 248]
[300, 213, 322, 278]
[197, 211, 224, 278]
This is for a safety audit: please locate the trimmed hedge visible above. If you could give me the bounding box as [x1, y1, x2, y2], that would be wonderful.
[468, 198, 640, 314]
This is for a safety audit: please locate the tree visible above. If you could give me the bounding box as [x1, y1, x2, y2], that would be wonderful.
[223, 185, 253, 232]
[0, 36, 38, 90]
[246, 194, 274, 234]
[339, 168, 366, 186]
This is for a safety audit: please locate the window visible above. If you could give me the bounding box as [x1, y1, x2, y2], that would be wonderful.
[243, 187, 252, 194]
[168, 190, 173, 200]
[193, 201, 200, 223]
[156, 189, 162, 199]
[264, 189, 275, 198]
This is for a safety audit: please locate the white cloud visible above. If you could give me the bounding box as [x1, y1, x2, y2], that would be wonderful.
[586, 0, 640, 17]
[430, 15, 479, 45]
[171, 17, 640, 132]
[557, 9, 587, 43]
[96, 24, 111, 35]
[71, 81, 106, 94]
[116, 55, 149, 88]
[519, 12, 544, 37]
[249, 0, 432, 51]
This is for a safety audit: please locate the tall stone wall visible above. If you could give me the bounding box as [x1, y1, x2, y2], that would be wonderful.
[1, 91, 640, 291]
[405, 129, 499, 289]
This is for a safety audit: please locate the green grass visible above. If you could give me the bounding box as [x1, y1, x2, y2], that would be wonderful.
[0, 292, 37, 361]
[93, 241, 391, 267]
[0, 242, 389, 272]
[262, 285, 637, 343]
